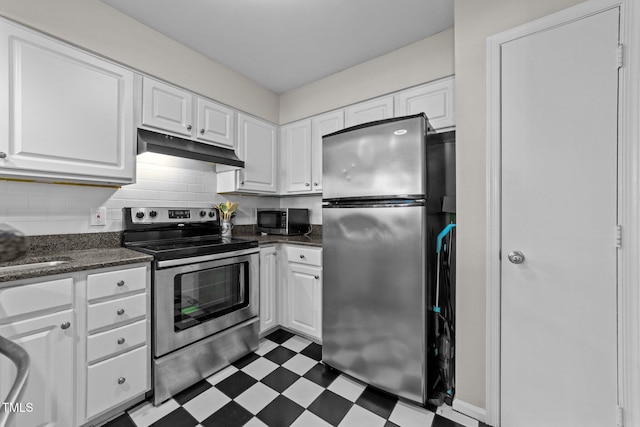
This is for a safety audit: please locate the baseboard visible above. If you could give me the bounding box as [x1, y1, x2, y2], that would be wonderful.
[452, 399, 487, 424]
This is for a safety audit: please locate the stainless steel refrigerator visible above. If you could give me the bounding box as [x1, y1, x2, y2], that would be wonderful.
[322, 113, 455, 405]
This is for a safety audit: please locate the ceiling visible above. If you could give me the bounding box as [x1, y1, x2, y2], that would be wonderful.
[100, 0, 454, 94]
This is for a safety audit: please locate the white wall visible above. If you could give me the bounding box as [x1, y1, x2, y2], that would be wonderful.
[453, 0, 587, 410]
[0, 155, 284, 235]
[279, 28, 455, 124]
[0, 0, 280, 123]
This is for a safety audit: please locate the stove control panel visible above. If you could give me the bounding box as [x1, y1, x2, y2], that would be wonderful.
[127, 207, 218, 224]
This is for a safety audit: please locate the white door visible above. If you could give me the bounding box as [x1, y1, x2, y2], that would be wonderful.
[500, 7, 619, 426]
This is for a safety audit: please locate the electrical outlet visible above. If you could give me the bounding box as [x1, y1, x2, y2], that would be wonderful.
[90, 207, 107, 226]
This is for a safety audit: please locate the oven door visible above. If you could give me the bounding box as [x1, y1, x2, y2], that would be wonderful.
[153, 248, 259, 357]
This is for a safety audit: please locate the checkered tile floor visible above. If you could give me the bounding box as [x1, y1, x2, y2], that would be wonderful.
[103, 329, 486, 427]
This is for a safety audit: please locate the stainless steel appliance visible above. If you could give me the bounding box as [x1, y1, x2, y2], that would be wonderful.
[322, 114, 455, 405]
[122, 207, 259, 405]
[137, 128, 244, 167]
[257, 208, 310, 235]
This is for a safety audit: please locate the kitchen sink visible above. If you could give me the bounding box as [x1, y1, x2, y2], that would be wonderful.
[0, 260, 69, 273]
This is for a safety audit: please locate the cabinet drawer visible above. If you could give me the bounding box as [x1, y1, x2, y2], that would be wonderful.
[87, 266, 146, 301]
[286, 246, 322, 266]
[86, 345, 148, 419]
[88, 293, 146, 332]
[0, 278, 72, 322]
[87, 319, 147, 363]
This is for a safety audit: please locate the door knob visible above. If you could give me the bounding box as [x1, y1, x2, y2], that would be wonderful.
[508, 251, 525, 264]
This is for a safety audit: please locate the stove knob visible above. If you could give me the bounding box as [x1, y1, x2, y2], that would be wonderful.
[135, 211, 145, 219]
[149, 211, 157, 218]
[208, 211, 215, 218]
[199, 210, 207, 217]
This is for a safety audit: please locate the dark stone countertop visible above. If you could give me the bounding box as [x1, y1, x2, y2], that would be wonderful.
[0, 231, 153, 283]
[0, 247, 153, 283]
[0, 225, 322, 283]
[233, 225, 322, 248]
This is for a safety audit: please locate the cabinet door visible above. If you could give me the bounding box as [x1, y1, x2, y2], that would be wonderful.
[394, 77, 455, 130]
[141, 77, 193, 137]
[0, 310, 74, 427]
[344, 96, 394, 127]
[236, 113, 277, 193]
[0, 20, 135, 184]
[281, 120, 312, 193]
[286, 263, 322, 341]
[311, 111, 344, 193]
[259, 246, 278, 334]
[196, 97, 235, 149]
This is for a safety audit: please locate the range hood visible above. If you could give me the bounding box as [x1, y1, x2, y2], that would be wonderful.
[137, 128, 244, 168]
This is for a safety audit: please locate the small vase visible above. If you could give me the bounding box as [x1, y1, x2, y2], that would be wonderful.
[221, 219, 232, 237]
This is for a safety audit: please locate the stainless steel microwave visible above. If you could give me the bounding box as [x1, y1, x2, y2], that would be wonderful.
[257, 208, 310, 235]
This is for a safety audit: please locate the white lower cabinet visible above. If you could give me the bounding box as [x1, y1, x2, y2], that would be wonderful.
[282, 245, 323, 342]
[259, 246, 278, 334]
[86, 345, 148, 419]
[258, 244, 323, 342]
[0, 263, 150, 427]
[286, 263, 322, 341]
[83, 265, 150, 424]
[0, 309, 75, 427]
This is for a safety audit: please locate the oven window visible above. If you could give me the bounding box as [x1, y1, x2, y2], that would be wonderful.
[174, 262, 249, 332]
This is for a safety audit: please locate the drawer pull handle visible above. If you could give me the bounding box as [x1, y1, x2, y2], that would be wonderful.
[117, 308, 125, 316]
[315, 275, 320, 279]
[117, 280, 125, 287]
[60, 322, 71, 330]
[299, 254, 305, 259]
[117, 338, 125, 345]
[118, 377, 126, 385]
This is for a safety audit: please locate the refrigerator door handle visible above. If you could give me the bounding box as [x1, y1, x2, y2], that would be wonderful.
[323, 200, 426, 208]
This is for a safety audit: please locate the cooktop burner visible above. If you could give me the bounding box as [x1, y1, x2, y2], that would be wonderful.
[121, 207, 258, 261]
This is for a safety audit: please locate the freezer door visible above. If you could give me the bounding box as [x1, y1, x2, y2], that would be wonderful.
[323, 115, 427, 200]
[322, 203, 427, 404]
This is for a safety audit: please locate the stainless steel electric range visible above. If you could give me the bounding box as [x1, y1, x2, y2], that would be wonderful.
[122, 207, 260, 405]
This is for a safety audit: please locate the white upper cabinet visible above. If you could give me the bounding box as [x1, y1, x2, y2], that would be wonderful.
[141, 76, 236, 149]
[394, 76, 455, 130]
[218, 113, 277, 193]
[281, 110, 344, 195]
[0, 18, 135, 185]
[311, 110, 344, 193]
[196, 97, 235, 148]
[281, 120, 312, 193]
[344, 96, 394, 127]
[141, 78, 193, 137]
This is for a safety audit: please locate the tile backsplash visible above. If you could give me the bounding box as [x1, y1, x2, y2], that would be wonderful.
[0, 154, 321, 236]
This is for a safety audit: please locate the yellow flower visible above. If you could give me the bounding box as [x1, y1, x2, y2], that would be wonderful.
[215, 201, 238, 220]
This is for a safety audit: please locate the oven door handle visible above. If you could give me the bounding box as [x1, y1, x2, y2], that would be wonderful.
[156, 247, 259, 269]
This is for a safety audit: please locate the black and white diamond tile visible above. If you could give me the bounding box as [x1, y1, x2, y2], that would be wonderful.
[103, 330, 484, 427]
